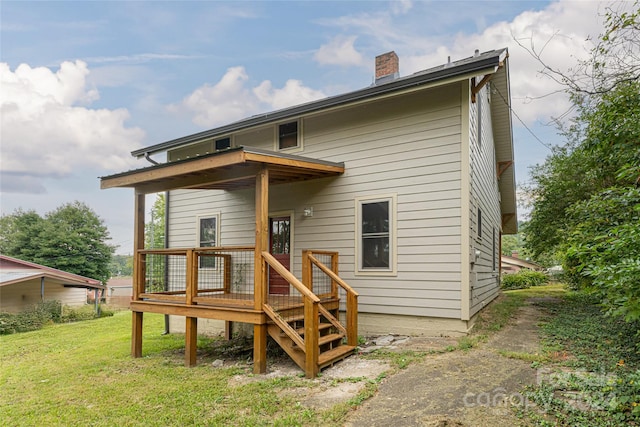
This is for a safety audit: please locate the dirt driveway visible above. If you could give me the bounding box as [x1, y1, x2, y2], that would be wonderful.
[344, 301, 544, 426]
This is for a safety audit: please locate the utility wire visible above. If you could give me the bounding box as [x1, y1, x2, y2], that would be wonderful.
[493, 86, 553, 151]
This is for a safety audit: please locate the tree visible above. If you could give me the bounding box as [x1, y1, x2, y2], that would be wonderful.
[517, 2, 639, 98]
[144, 194, 166, 289]
[524, 5, 640, 322]
[0, 202, 114, 283]
[109, 254, 133, 277]
[145, 193, 165, 250]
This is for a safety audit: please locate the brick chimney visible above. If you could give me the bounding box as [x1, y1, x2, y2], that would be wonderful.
[375, 51, 399, 85]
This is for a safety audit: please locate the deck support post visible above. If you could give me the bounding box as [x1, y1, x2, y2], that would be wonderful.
[132, 311, 143, 358]
[185, 316, 197, 367]
[131, 192, 145, 358]
[253, 167, 269, 374]
[304, 298, 319, 378]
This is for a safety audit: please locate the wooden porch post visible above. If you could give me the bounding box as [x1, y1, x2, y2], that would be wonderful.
[253, 166, 269, 374]
[132, 192, 145, 358]
[185, 249, 198, 366]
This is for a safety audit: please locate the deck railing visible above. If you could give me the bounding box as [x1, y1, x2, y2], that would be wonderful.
[134, 247, 255, 306]
[303, 250, 359, 346]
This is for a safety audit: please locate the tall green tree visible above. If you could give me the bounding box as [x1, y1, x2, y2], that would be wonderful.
[525, 4, 640, 321]
[145, 193, 165, 249]
[0, 202, 114, 283]
[144, 194, 166, 289]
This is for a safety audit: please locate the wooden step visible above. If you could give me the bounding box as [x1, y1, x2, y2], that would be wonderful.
[318, 345, 356, 369]
[318, 333, 344, 346]
[296, 323, 333, 336]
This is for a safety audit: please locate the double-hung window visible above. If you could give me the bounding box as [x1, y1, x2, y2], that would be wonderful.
[277, 120, 301, 151]
[197, 214, 219, 268]
[356, 195, 396, 275]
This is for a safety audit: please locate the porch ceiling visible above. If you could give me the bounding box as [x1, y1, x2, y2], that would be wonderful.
[100, 147, 345, 194]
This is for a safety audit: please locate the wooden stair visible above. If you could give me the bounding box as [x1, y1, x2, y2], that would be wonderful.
[266, 304, 356, 376]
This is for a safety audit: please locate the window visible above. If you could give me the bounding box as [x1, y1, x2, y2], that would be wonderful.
[477, 207, 483, 240]
[356, 195, 396, 274]
[215, 137, 231, 151]
[278, 121, 298, 150]
[197, 215, 219, 268]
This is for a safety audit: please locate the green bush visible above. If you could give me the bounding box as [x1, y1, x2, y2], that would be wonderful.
[0, 301, 104, 335]
[0, 301, 61, 334]
[501, 269, 549, 290]
[61, 305, 98, 323]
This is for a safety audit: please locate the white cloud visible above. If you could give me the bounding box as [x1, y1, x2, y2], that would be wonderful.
[314, 35, 365, 67]
[390, 0, 413, 15]
[0, 61, 144, 193]
[170, 66, 258, 127]
[173, 67, 325, 127]
[253, 79, 325, 110]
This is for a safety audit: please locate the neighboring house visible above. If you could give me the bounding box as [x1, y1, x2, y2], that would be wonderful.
[101, 49, 517, 377]
[106, 277, 133, 308]
[0, 255, 105, 313]
[501, 251, 543, 274]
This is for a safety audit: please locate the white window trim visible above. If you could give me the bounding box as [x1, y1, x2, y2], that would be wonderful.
[355, 194, 397, 276]
[274, 118, 303, 153]
[196, 212, 221, 269]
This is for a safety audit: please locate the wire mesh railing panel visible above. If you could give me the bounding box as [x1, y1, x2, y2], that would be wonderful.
[143, 253, 187, 294]
[196, 248, 254, 299]
[310, 254, 333, 297]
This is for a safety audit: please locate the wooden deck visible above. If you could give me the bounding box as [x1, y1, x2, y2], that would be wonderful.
[129, 247, 358, 377]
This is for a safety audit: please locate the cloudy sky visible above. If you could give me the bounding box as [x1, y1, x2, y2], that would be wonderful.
[0, 1, 625, 254]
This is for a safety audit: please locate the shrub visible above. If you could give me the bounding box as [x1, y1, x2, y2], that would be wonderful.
[0, 301, 61, 334]
[61, 305, 98, 323]
[501, 269, 549, 290]
[0, 301, 105, 335]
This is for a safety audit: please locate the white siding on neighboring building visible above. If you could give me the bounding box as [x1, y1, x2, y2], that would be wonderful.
[167, 83, 466, 320]
[0, 280, 87, 313]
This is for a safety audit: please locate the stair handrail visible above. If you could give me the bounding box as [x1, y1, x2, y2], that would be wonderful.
[261, 252, 320, 303]
[262, 251, 321, 377]
[306, 254, 359, 297]
[306, 252, 359, 347]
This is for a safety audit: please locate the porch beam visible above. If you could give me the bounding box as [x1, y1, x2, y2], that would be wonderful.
[244, 152, 344, 174]
[100, 150, 246, 189]
[253, 166, 269, 374]
[133, 164, 263, 194]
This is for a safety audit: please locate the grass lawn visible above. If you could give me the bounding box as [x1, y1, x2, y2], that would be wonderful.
[0, 312, 338, 426]
[4, 284, 637, 426]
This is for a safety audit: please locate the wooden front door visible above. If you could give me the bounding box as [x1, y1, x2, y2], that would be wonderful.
[269, 216, 291, 295]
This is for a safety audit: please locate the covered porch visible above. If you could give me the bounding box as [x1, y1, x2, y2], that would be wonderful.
[100, 147, 358, 377]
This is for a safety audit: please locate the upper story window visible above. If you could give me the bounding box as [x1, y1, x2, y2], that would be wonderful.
[215, 137, 231, 151]
[278, 121, 299, 150]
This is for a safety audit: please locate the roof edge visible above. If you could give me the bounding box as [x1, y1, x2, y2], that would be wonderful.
[132, 49, 508, 158]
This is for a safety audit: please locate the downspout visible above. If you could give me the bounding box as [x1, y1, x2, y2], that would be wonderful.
[40, 276, 45, 302]
[163, 190, 170, 335]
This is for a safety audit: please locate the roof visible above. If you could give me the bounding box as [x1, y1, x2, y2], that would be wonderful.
[132, 49, 510, 158]
[103, 48, 516, 231]
[101, 146, 345, 194]
[0, 255, 105, 289]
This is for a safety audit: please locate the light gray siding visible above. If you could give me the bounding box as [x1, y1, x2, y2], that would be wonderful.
[468, 83, 502, 317]
[168, 83, 466, 319]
